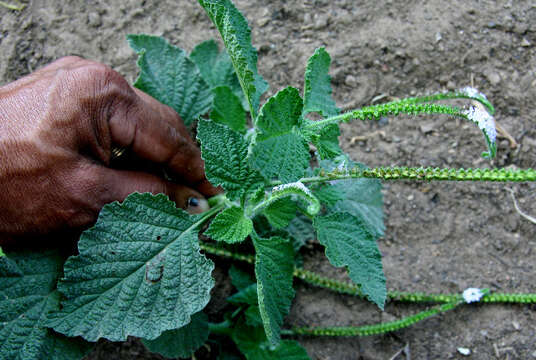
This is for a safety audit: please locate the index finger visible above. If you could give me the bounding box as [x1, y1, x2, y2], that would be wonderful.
[108, 84, 219, 196]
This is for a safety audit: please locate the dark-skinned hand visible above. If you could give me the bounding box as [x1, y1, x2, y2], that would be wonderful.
[0, 56, 219, 247]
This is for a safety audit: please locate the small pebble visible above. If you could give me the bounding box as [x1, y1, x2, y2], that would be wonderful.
[521, 38, 531, 47]
[457, 347, 471, 356]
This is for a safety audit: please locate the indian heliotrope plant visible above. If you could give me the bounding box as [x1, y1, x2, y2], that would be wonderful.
[1, 0, 535, 359]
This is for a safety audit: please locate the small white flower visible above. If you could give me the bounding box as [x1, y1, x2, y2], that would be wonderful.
[460, 86, 488, 100]
[462, 287, 484, 303]
[463, 106, 496, 144]
[272, 181, 312, 196]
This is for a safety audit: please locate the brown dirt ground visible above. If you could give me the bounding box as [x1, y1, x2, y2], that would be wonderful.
[1, 0, 535, 359]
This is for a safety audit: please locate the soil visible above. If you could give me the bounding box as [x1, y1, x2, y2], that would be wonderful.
[1, 0, 535, 359]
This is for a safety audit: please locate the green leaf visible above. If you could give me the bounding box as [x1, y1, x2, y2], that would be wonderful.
[227, 283, 258, 306]
[46, 193, 215, 342]
[313, 212, 386, 309]
[142, 312, 209, 359]
[210, 86, 247, 133]
[313, 123, 342, 159]
[127, 34, 212, 125]
[286, 215, 315, 252]
[229, 265, 254, 291]
[303, 47, 339, 118]
[0, 247, 4, 257]
[244, 305, 263, 327]
[311, 183, 345, 206]
[190, 40, 241, 94]
[198, 0, 268, 118]
[252, 234, 295, 345]
[250, 87, 309, 182]
[0, 251, 92, 360]
[321, 156, 385, 239]
[197, 119, 264, 200]
[232, 320, 309, 360]
[301, 47, 342, 159]
[205, 206, 253, 244]
[263, 198, 297, 229]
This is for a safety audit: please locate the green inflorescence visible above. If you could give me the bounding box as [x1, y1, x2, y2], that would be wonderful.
[297, 166, 536, 184]
[285, 303, 459, 337]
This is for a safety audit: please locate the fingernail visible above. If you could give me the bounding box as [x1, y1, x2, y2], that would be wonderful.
[186, 197, 209, 214]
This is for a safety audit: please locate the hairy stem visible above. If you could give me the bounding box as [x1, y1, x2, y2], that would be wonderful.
[282, 302, 459, 337]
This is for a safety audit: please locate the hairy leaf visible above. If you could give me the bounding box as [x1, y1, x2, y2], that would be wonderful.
[311, 183, 345, 207]
[198, 0, 268, 118]
[313, 123, 342, 159]
[232, 320, 309, 360]
[321, 156, 385, 238]
[302, 47, 342, 159]
[314, 212, 386, 309]
[190, 40, 240, 91]
[229, 265, 254, 291]
[127, 34, 212, 125]
[0, 251, 91, 360]
[244, 305, 263, 327]
[252, 234, 295, 345]
[263, 198, 298, 229]
[227, 283, 258, 306]
[250, 87, 309, 182]
[205, 206, 253, 243]
[210, 86, 247, 133]
[197, 120, 264, 200]
[142, 312, 209, 359]
[286, 215, 315, 252]
[303, 47, 339, 118]
[46, 193, 214, 342]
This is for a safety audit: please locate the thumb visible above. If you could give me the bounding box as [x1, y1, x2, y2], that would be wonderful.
[95, 166, 209, 214]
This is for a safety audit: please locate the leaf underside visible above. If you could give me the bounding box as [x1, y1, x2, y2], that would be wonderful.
[46, 193, 215, 342]
[0, 251, 91, 360]
[141, 312, 209, 359]
[127, 34, 212, 125]
[253, 234, 295, 346]
[197, 119, 264, 200]
[314, 212, 386, 309]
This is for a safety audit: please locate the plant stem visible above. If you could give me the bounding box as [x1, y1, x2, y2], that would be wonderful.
[282, 302, 459, 337]
[267, 166, 536, 186]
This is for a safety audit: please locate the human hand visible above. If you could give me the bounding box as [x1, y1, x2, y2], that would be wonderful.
[0, 56, 219, 246]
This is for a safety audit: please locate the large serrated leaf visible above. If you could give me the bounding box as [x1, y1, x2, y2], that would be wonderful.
[313, 212, 386, 309]
[252, 234, 295, 346]
[303, 47, 339, 117]
[0, 251, 92, 360]
[286, 215, 315, 252]
[198, 0, 268, 118]
[46, 193, 214, 342]
[142, 312, 209, 359]
[127, 34, 212, 125]
[232, 320, 309, 360]
[205, 206, 253, 243]
[211, 86, 247, 133]
[250, 87, 310, 182]
[197, 119, 264, 200]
